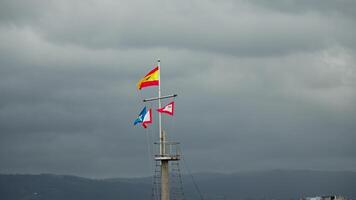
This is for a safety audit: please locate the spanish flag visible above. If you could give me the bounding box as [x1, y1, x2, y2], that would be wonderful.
[137, 66, 159, 90]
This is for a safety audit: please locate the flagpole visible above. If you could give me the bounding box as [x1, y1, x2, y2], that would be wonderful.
[158, 59, 162, 155]
[158, 59, 170, 200]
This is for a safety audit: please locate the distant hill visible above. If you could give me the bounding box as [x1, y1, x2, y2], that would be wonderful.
[0, 174, 150, 200]
[185, 170, 356, 200]
[0, 170, 355, 200]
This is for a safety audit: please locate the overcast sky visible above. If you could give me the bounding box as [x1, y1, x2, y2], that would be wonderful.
[0, 0, 355, 178]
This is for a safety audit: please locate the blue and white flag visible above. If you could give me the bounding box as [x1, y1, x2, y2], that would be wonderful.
[134, 106, 152, 128]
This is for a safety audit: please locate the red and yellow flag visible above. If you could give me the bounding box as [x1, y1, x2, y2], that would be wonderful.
[137, 66, 159, 90]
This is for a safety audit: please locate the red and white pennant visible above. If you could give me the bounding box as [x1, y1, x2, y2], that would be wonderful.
[157, 101, 174, 116]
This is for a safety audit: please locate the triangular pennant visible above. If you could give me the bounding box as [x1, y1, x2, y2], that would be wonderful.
[142, 109, 152, 128]
[134, 106, 147, 126]
[134, 107, 153, 128]
[157, 101, 174, 116]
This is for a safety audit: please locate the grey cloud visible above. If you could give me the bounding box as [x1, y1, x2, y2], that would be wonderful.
[249, 0, 356, 18]
[2, 0, 354, 56]
[0, 0, 52, 24]
[0, 0, 356, 178]
[38, 8, 335, 56]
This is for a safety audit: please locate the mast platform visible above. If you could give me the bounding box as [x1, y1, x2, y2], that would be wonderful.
[154, 142, 181, 161]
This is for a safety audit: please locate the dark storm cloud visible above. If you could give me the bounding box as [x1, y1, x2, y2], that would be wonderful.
[38, 9, 346, 56]
[0, 25, 146, 177]
[1, 0, 353, 56]
[0, 0, 356, 178]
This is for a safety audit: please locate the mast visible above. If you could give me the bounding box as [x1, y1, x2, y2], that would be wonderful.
[142, 59, 180, 200]
[158, 59, 163, 155]
[158, 59, 169, 200]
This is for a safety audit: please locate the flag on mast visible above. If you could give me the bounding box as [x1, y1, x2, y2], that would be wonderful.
[134, 106, 153, 128]
[137, 66, 159, 90]
[142, 109, 152, 128]
[157, 101, 175, 116]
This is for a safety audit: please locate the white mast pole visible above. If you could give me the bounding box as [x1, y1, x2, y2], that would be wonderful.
[158, 59, 163, 155]
[158, 59, 169, 200]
